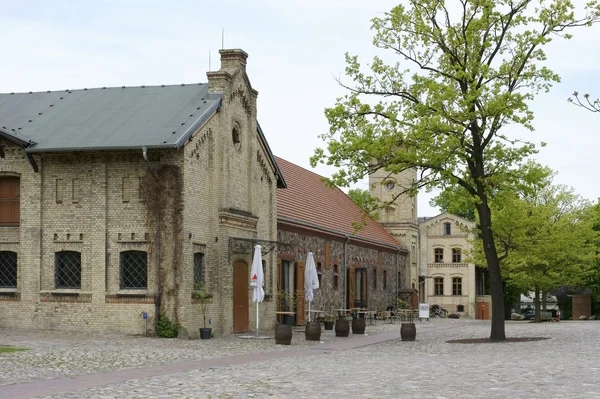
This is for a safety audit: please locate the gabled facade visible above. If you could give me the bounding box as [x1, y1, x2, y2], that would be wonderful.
[0, 49, 284, 336]
[418, 212, 482, 318]
[275, 157, 409, 323]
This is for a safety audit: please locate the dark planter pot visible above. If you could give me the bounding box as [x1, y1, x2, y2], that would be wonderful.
[335, 318, 350, 337]
[323, 320, 334, 330]
[199, 327, 212, 340]
[283, 314, 295, 326]
[400, 323, 416, 341]
[275, 324, 293, 345]
[305, 321, 322, 341]
[352, 317, 366, 335]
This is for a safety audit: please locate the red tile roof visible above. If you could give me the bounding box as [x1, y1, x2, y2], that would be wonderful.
[275, 156, 405, 251]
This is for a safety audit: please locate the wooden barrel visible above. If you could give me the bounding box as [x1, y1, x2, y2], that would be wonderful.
[400, 322, 416, 341]
[351, 317, 366, 335]
[305, 321, 322, 341]
[335, 318, 350, 337]
[275, 324, 293, 345]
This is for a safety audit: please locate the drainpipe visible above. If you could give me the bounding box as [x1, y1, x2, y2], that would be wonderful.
[142, 147, 161, 331]
[343, 234, 350, 309]
[395, 247, 400, 303]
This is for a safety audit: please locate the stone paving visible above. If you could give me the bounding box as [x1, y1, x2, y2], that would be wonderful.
[1, 319, 599, 398]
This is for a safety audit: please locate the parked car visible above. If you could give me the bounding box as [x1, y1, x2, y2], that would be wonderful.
[523, 310, 535, 320]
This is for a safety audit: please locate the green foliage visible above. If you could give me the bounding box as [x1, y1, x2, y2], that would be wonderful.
[156, 314, 180, 338]
[347, 188, 380, 220]
[472, 184, 597, 302]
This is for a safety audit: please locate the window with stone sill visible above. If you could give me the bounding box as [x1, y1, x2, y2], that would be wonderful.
[0, 251, 17, 288]
[193, 252, 205, 290]
[452, 248, 462, 263]
[434, 277, 443, 296]
[0, 176, 20, 226]
[55, 251, 81, 289]
[452, 277, 462, 296]
[120, 250, 148, 289]
[443, 222, 451, 235]
[434, 248, 444, 263]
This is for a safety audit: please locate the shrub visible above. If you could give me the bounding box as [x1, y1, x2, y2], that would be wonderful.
[156, 314, 180, 338]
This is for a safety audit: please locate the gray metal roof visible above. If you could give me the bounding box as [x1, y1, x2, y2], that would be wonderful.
[0, 84, 222, 152]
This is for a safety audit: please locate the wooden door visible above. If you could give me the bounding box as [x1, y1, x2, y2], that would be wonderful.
[233, 260, 249, 333]
[348, 267, 355, 309]
[476, 302, 489, 320]
[295, 261, 305, 325]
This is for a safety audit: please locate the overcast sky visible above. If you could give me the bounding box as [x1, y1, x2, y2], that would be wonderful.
[1, 0, 598, 216]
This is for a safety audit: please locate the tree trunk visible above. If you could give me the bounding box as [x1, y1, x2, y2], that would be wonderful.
[534, 287, 541, 323]
[542, 290, 547, 311]
[476, 199, 506, 341]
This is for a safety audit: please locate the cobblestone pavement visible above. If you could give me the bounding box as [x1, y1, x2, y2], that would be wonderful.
[2, 319, 599, 398]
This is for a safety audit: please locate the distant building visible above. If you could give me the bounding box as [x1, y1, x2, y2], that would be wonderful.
[418, 212, 490, 318]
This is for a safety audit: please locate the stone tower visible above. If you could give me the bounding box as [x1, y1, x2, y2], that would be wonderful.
[369, 168, 420, 295]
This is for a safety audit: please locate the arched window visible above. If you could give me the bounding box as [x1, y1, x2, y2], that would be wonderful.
[120, 251, 148, 289]
[193, 252, 204, 290]
[55, 251, 81, 289]
[317, 262, 322, 286]
[0, 251, 17, 288]
[383, 270, 387, 290]
[372, 268, 377, 289]
[333, 264, 339, 290]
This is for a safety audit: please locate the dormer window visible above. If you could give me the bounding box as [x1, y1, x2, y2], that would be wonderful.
[443, 222, 451, 235]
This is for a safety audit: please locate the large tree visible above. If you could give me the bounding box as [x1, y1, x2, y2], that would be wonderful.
[311, 0, 600, 340]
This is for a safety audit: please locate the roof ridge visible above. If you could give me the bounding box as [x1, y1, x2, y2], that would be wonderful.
[0, 83, 209, 95]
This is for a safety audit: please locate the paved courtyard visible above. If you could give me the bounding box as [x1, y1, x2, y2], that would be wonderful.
[0, 319, 598, 398]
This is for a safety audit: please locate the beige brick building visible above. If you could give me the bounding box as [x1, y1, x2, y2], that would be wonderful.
[418, 212, 491, 318]
[0, 49, 286, 337]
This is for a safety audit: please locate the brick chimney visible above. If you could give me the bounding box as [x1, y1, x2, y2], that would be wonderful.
[207, 49, 248, 93]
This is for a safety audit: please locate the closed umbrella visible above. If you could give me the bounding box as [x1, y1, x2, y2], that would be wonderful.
[304, 252, 320, 322]
[250, 244, 264, 337]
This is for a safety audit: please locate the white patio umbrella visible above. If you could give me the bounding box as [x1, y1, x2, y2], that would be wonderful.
[304, 252, 320, 322]
[250, 244, 264, 337]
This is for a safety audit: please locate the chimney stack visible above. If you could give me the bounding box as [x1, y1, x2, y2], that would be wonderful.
[207, 48, 248, 93]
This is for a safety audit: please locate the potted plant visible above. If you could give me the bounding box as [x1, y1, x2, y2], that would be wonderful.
[193, 283, 213, 339]
[397, 297, 416, 341]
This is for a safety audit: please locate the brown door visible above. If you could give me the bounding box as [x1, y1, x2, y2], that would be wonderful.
[477, 302, 489, 320]
[348, 267, 355, 309]
[295, 261, 305, 325]
[233, 260, 249, 333]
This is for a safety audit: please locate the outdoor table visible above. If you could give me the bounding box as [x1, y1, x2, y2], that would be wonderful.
[334, 309, 351, 318]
